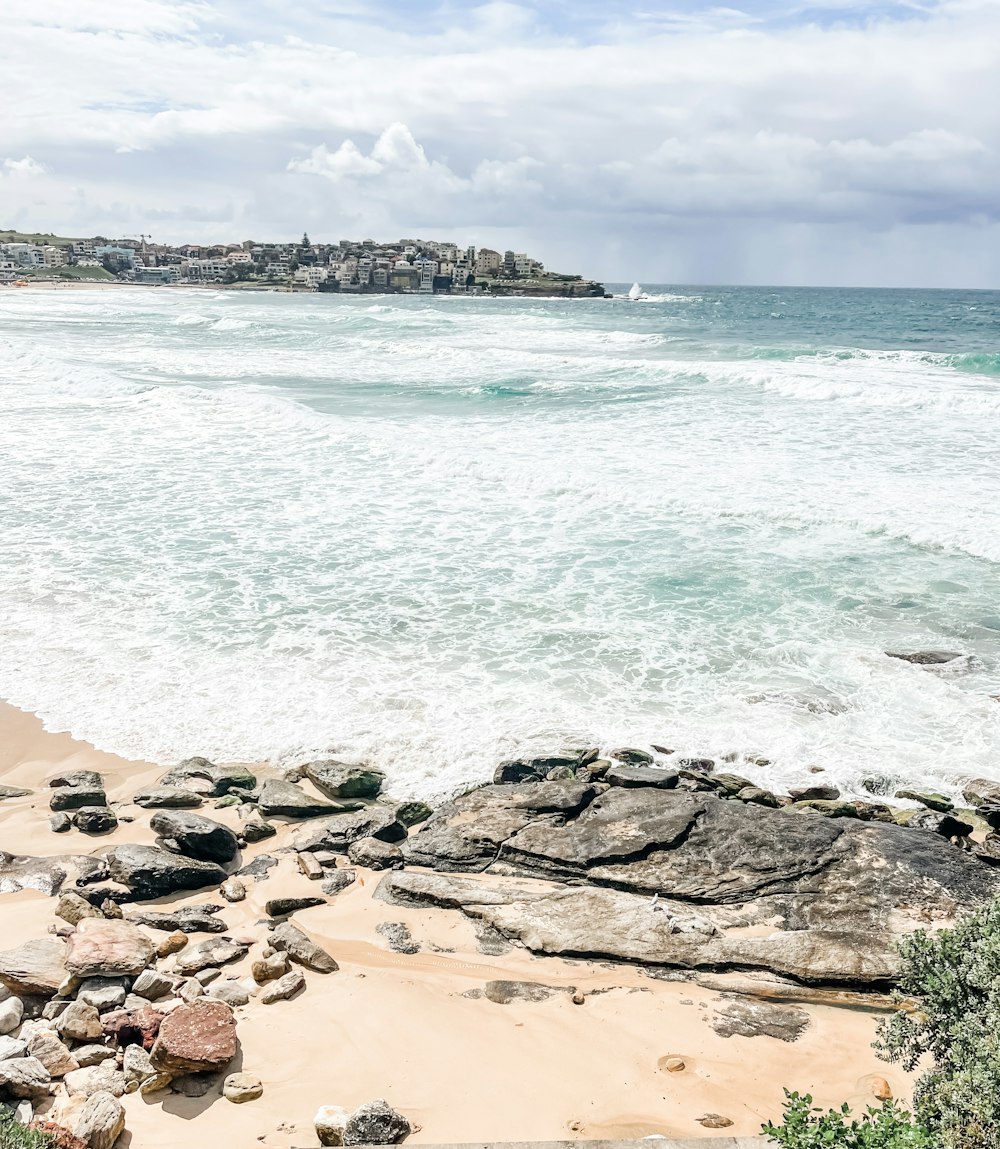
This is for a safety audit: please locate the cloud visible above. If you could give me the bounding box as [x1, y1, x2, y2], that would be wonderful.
[2, 0, 1000, 284]
[3, 156, 47, 177]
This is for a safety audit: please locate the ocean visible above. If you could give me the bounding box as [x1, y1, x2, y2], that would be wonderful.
[1, 284, 998, 802]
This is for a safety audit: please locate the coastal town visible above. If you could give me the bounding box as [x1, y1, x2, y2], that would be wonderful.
[0, 230, 606, 298]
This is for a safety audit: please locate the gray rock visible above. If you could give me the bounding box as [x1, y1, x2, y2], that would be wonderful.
[257, 779, 349, 819]
[63, 1063, 127, 1098]
[788, 784, 842, 803]
[105, 845, 227, 900]
[737, 787, 781, 808]
[344, 1098, 412, 1145]
[251, 953, 289, 983]
[0, 786, 31, 801]
[193, 967, 221, 986]
[304, 761, 385, 800]
[22, 1027, 78, 1076]
[375, 923, 419, 955]
[170, 1073, 216, 1097]
[265, 897, 326, 917]
[174, 938, 248, 975]
[49, 770, 104, 790]
[886, 650, 962, 665]
[393, 801, 434, 828]
[0, 937, 69, 997]
[895, 789, 954, 813]
[157, 759, 256, 798]
[0, 1056, 52, 1099]
[316, 1104, 350, 1146]
[74, 1045, 117, 1068]
[56, 1000, 104, 1042]
[132, 787, 205, 809]
[294, 808, 407, 854]
[49, 813, 72, 833]
[269, 922, 338, 973]
[494, 756, 578, 784]
[50, 787, 107, 812]
[605, 766, 678, 790]
[236, 854, 279, 880]
[72, 807, 119, 834]
[56, 891, 102, 926]
[74, 1090, 126, 1149]
[0, 996, 23, 1036]
[962, 778, 1000, 808]
[259, 970, 305, 1004]
[321, 869, 357, 897]
[0, 854, 84, 897]
[609, 748, 655, 766]
[0, 1036, 27, 1062]
[127, 907, 228, 934]
[347, 837, 404, 871]
[77, 978, 129, 1012]
[220, 878, 246, 903]
[150, 809, 239, 863]
[241, 819, 277, 843]
[710, 997, 810, 1042]
[207, 980, 252, 1007]
[482, 980, 562, 1004]
[908, 811, 974, 838]
[131, 969, 176, 1001]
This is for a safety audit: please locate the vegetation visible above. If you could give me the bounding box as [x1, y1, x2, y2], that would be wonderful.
[19, 265, 115, 280]
[0, 230, 78, 247]
[0, 1107, 53, 1149]
[766, 897, 1000, 1148]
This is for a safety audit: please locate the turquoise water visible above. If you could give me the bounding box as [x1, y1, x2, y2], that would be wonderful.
[1, 284, 998, 800]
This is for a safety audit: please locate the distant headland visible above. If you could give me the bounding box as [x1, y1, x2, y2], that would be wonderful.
[0, 229, 607, 298]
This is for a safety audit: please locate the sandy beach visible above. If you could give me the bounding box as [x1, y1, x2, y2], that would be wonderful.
[0, 701, 916, 1148]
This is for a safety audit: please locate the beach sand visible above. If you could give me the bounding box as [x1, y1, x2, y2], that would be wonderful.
[0, 701, 912, 1147]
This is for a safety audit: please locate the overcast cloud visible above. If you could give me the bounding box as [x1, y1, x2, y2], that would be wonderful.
[2, 0, 999, 285]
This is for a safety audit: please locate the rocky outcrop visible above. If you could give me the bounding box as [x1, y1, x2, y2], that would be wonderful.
[156, 759, 256, 798]
[293, 807, 407, 854]
[149, 1000, 237, 1075]
[149, 810, 239, 863]
[104, 845, 227, 900]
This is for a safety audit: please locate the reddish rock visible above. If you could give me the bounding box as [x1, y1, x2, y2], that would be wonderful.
[102, 1005, 164, 1051]
[65, 918, 155, 978]
[149, 1000, 237, 1075]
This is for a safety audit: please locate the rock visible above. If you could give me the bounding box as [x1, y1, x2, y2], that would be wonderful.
[962, 778, 1000, 808]
[737, 786, 780, 808]
[344, 1098, 412, 1145]
[101, 1005, 163, 1051]
[74, 1046, 117, 1068]
[193, 967, 221, 986]
[851, 801, 896, 823]
[105, 845, 227, 901]
[710, 997, 810, 1042]
[57, 1002, 104, 1043]
[297, 853, 325, 880]
[862, 775, 902, 797]
[257, 779, 349, 819]
[316, 1104, 350, 1147]
[0, 1057, 52, 1099]
[157, 759, 256, 798]
[50, 814, 72, 833]
[660, 1056, 686, 1073]
[122, 1044, 161, 1093]
[73, 1090, 125, 1149]
[149, 1000, 237, 1075]
[886, 650, 962, 665]
[294, 808, 408, 854]
[251, 953, 289, 984]
[127, 907, 227, 934]
[132, 787, 205, 809]
[375, 923, 419, 955]
[788, 784, 841, 802]
[170, 1073, 216, 1097]
[0, 937, 69, 997]
[347, 838, 404, 871]
[50, 789, 108, 813]
[605, 766, 678, 790]
[41, 1000, 70, 1021]
[0, 1036, 27, 1061]
[220, 879, 245, 903]
[0, 854, 81, 897]
[697, 1114, 734, 1129]
[265, 897, 327, 918]
[0, 996, 23, 1036]
[72, 808, 118, 835]
[304, 761, 385, 800]
[394, 801, 434, 828]
[0, 786, 31, 800]
[65, 919, 155, 978]
[56, 892, 102, 927]
[77, 978, 129, 1012]
[678, 757, 715, 771]
[207, 980, 252, 1008]
[236, 854, 279, 880]
[50, 770, 104, 790]
[269, 922, 338, 973]
[156, 932, 188, 958]
[131, 970, 176, 1002]
[174, 938, 248, 976]
[895, 789, 954, 813]
[322, 869, 357, 897]
[483, 981, 560, 1004]
[546, 766, 576, 781]
[150, 810, 239, 864]
[241, 819, 277, 843]
[63, 1064, 127, 1099]
[908, 811, 974, 839]
[609, 748, 655, 766]
[789, 799, 860, 818]
[259, 971, 305, 1004]
[224, 1072, 263, 1103]
[864, 1074, 894, 1101]
[179, 980, 204, 1003]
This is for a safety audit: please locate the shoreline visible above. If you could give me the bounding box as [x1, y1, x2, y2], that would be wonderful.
[0, 699, 917, 1147]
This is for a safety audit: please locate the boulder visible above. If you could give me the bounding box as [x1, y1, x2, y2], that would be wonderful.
[127, 907, 227, 934]
[260, 971, 305, 1004]
[0, 854, 89, 897]
[50, 814, 72, 833]
[789, 799, 859, 818]
[257, 779, 352, 819]
[156, 759, 256, 798]
[710, 997, 810, 1042]
[609, 748, 655, 766]
[962, 778, 1000, 808]
[56, 1002, 104, 1043]
[49, 770, 104, 790]
[207, 980, 252, 1008]
[316, 1104, 350, 1147]
[265, 897, 326, 918]
[0, 1056, 52, 1099]
[242, 819, 277, 843]
[105, 845, 226, 900]
[50, 788, 107, 813]
[0, 786, 31, 800]
[65, 918, 155, 978]
[304, 761, 385, 800]
[737, 787, 780, 808]
[56, 892, 102, 927]
[21, 1027, 78, 1076]
[63, 1064, 127, 1098]
[347, 837, 404, 871]
[72, 808, 118, 834]
[131, 970, 177, 1001]
[895, 789, 954, 813]
[394, 801, 434, 828]
[344, 1098, 412, 1145]
[77, 978, 129, 1012]
[269, 922, 338, 973]
[788, 785, 841, 803]
[494, 756, 578, 784]
[174, 938, 248, 976]
[74, 1046, 117, 1068]
[886, 650, 962, 665]
[0, 1036, 27, 1061]
[101, 1005, 163, 1051]
[150, 810, 239, 864]
[0, 937, 69, 997]
[224, 1072, 263, 1103]
[0, 996, 23, 1036]
[908, 811, 974, 839]
[73, 1090, 125, 1149]
[149, 1000, 237, 1075]
[132, 788, 204, 809]
[294, 808, 407, 855]
[605, 766, 678, 790]
[322, 869, 357, 897]
[220, 878, 245, 903]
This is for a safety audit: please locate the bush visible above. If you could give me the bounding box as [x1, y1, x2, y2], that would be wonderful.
[762, 1090, 937, 1148]
[0, 1107, 53, 1149]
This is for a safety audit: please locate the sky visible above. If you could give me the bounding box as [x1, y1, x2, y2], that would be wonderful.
[2, 0, 999, 286]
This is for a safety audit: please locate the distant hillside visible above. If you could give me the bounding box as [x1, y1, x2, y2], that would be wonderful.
[0, 230, 81, 247]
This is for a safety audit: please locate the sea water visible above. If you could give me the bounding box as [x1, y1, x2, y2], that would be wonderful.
[1, 284, 998, 801]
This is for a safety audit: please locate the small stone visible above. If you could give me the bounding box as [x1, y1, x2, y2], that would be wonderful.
[605, 765, 678, 790]
[260, 971, 306, 1004]
[252, 953, 290, 984]
[75, 1045, 117, 1067]
[266, 896, 327, 918]
[0, 995, 24, 1035]
[895, 788, 955, 813]
[737, 786, 780, 807]
[50, 813, 72, 833]
[0, 1056, 52, 1099]
[316, 1104, 350, 1147]
[322, 869, 357, 897]
[789, 799, 860, 818]
[77, 978, 129, 1012]
[269, 921, 338, 973]
[0, 785, 31, 800]
[697, 1114, 734, 1129]
[609, 748, 655, 766]
[73, 1089, 126, 1149]
[241, 819, 277, 843]
[0, 1035, 27, 1061]
[72, 807, 119, 834]
[123, 1043, 156, 1092]
[56, 891, 103, 927]
[224, 1071, 263, 1103]
[394, 801, 434, 827]
[22, 1027, 78, 1077]
[347, 837, 404, 871]
[207, 980, 251, 1008]
[375, 923, 419, 955]
[179, 979, 205, 1003]
[571, 991, 585, 1005]
[157, 932, 188, 958]
[132, 787, 205, 809]
[304, 761, 386, 800]
[132, 969, 176, 1001]
[344, 1098, 412, 1145]
[660, 1056, 686, 1073]
[194, 968, 222, 986]
[220, 878, 246, 903]
[174, 938, 248, 976]
[297, 852, 325, 880]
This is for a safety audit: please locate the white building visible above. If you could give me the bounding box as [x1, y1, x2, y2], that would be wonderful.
[293, 266, 328, 287]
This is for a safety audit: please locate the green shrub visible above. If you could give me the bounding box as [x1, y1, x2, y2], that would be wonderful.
[0, 1107, 53, 1149]
[762, 1090, 937, 1148]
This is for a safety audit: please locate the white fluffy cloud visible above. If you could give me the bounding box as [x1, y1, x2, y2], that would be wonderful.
[2, 0, 1000, 284]
[3, 155, 48, 177]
